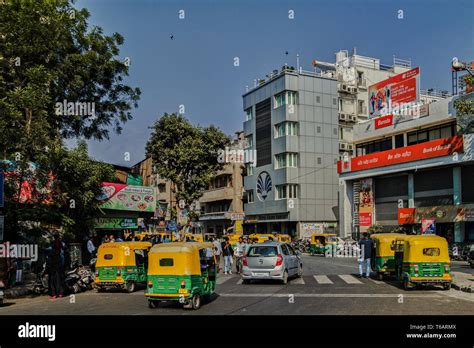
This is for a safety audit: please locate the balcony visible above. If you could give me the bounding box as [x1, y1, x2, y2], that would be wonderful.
[357, 78, 367, 89]
[200, 186, 234, 203]
[338, 83, 357, 94]
[198, 211, 231, 221]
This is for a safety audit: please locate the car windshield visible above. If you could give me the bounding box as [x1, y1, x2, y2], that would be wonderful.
[248, 246, 278, 257]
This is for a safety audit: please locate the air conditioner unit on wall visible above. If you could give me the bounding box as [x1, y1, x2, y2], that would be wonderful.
[339, 143, 346, 150]
[339, 113, 346, 120]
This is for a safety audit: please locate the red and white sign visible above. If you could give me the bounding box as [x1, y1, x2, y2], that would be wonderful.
[359, 212, 373, 227]
[398, 208, 416, 224]
[368, 67, 420, 118]
[374, 114, 394, 129]
[340, 136, 463, 173]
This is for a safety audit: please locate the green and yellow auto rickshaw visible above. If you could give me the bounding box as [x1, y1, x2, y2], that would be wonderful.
[393, 235, 452, 290]
[309, 233, 337, 256]
[203, 233, 217, 242]
[370, 233, 406, 280]
[248, 233, 275, 243]
[146, 242, 217, 310]
[95, 241, 152, 293]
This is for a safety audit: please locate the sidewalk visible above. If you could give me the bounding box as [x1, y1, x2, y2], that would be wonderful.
[451, 271, 474, 293]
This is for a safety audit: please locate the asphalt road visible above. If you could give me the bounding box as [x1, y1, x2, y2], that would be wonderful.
[1, 255, 473, 315]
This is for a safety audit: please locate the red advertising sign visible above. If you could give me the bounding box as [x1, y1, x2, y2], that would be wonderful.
[359, 212, 373, 227]
[398, 208, 416, 224]
[349, 136, 463, 173]
[368, 67, 420, 118]
[374, 114, 394, 129]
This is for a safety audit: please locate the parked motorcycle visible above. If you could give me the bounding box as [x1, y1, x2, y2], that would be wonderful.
[65, 262, 94, 294]
[33, 261, 49, 295]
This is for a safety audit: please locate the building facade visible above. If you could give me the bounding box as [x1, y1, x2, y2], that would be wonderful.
[338, 94, 474, 243]
[242, 67, 339, 238]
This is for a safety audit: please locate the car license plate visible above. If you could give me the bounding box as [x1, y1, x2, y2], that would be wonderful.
[178, 289, 188, 294]
[254, 272, 268, 277]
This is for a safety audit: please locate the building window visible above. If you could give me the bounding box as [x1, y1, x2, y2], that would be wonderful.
[245, 107, 253, 121]
[317, 157, 322, 165]
[316, 95, 321, 103]
[288, 184, 298, 198]
[275, 185, 287, 200]
[247, 190, 254, 203]
[275, 153, 298, 169]
[245, 163, 253, 176]
[158, 183, 166, 193]
[333, 98, 337, 106]
[274, 91, 297, 108]
[245, 135, 253, 149]
[275, 121, 298, 138]
[407, 123, 455, 146]
[356, 138, 393, 156]
[317, 126, 321, 133]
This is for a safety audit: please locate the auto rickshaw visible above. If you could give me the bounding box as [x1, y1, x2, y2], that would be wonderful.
[276, 234, 292, 243]
[393, 235, 452, 290]
[226, 233, 243, 246]
[370, 233, 406, 280]
[309, 233, 337, 255]
[184, 233, 204, 242]
[248, 233, 275, 243]
[95, 241, 152, 293]
[203, 233, 217, 242]
[146, 242, 217, 310]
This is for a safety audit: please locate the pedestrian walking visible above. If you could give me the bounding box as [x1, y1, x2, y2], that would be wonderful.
[49, 234, 65, 298]
[234, 237, 246, 274]
[86, 237, 96, 262]
[221, 237, 234, 274]
[212, 237, 222, 272]
[358, 233, 373, 278]
[108, 234, 115, 243]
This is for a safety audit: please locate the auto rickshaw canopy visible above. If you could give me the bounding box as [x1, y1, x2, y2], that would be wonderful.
[370, 233, 406, 257]
[395, 235, 450, 263]
[310, 233, 337, 244]
[96, 241, 152, 267]
[148, 242, 214, 276]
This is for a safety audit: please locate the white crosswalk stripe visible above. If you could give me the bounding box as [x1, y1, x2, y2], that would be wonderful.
[216, 275, 236, 285]
[313, 275, 333, 284]
[367, 277, 384, 285]
[236, 279, 243, 285]
[338, 274, 363, 284]
[290, 277, 305, 285]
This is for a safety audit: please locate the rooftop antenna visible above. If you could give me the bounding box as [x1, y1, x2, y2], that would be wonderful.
[296, 53, 300, 71]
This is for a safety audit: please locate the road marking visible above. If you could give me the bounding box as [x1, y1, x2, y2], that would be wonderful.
[218, 293, 442, 298]
[338, 275, 363, 284]
[367, 278, 384, 285]
[236, 279, 243, 285]
[314, 275, 333, 284]
[290, 277, 305, 285]
[216, 275, 235, 285]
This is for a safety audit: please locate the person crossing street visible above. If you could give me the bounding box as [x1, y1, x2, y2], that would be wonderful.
[234, 237, 246, 274]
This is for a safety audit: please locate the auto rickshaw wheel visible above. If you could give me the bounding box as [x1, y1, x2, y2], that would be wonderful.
[96, 286, 105, 293]
[148, 300, 160, 308]
[403, 278, 413, 290]
[443, 282, 451, 291]
[125, 281, 136, 293]
[242, 279, 250, 285]
[189, 294, 201, 310]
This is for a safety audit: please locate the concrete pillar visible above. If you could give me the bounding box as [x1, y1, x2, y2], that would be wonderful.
[453, 167, 463, 242]
[338, 179, 353, 238]
[408, 174, 414, 208]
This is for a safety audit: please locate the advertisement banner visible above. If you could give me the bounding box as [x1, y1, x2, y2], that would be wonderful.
[347, 136, 463, 173]
[231, 213, 245, 221]
[97, 183, 156, 212]
[359, 179, 374, 232]
[368, 67, 420, 118]
[398, 208, 416, 224]
[94, 217, 138, 229]
[421, 218, 436, 234]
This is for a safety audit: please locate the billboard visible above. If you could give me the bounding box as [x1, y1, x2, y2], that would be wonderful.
[97, 183, 157, 212]
[368, 67, 420, 118]
[359, 178, 374, 232]
[421, 218, 436, 235]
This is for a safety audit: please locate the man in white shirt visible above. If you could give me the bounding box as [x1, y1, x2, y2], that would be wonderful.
[234, 237, 246, 274]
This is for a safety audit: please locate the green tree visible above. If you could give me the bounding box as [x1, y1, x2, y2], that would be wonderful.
[146, 113, 230, 209]
[453, 75, 474, 134]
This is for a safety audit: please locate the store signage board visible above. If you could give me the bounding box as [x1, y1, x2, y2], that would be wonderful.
[398, 208, 416, 224]
[374, 114, 394, 129]
[342, 136, 463, 173]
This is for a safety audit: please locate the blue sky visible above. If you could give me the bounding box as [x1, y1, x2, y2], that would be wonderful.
[75, 0, 474, 166]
